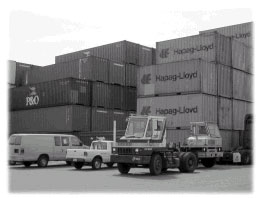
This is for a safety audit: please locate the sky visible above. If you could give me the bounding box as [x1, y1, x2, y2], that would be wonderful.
[1, 0, 258, 197]
[7, 1, 253, 66]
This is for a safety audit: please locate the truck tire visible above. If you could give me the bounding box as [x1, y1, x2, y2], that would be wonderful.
[37, 155, 49, 167]
[178, 152, 185, 172]
[201, 158, 216, 168]
[118, 163, 130, 174]
[241, 151, 251, 165]
[149, 154, 162, 175]
[180, 152, 197, 173]
[106, 163, 114, 168]
[74, 162, 84, 170]
[92, 157, 102, 170]
[24, 162, 31, 167]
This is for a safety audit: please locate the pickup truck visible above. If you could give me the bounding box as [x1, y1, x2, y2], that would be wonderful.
[66, 140, 115, 170]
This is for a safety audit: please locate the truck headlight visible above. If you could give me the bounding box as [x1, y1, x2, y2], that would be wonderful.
[135, 148, 139, 154]
[203, 148, 207, 152]
[112, 147, 116, 153]
[218, 147, 221, 152]
[84, 152, 88, 156]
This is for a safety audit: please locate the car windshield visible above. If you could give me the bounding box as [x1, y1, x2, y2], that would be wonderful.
[125, 118, 148, 138]
[91, 142, 107, 150]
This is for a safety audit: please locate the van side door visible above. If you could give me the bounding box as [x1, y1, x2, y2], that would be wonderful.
[53, 136, 63, 160]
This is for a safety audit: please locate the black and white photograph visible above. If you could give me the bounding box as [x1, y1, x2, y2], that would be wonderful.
[1, 0, 257, 196]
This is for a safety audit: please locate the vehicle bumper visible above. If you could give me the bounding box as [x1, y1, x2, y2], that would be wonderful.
[198, 151, 223, 158]
[9, 155, 24, 162]
[66, 158, 86, 163]
[111, 154, 151, 164]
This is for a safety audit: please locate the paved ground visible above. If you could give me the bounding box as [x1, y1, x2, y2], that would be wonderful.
[9, 162, 253, 193]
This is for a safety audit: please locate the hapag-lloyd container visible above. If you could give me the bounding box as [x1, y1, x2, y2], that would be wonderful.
[137, 94, 217, 129]
[55, 41, 154, 66]
[232, 40, 253, 73]
[217, 64, 232, 98]
[233, 70, 252, 101]
[27, 56, 109, 84]
[125, 64, 138, 87]
[137, 59, 217, 96]
[233, 100, 252, 130]
[10, 78, 92, 111]
[10, 105, 91, 133]
[109, 62, 125, 85]
[166, 129, 191, 145]
[156, 32, 232, 66]
[199, 22, 253, 47]
[218, 97, 232, 130]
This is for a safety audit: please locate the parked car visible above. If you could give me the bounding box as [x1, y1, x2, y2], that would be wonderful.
[9, 134, 86, 167]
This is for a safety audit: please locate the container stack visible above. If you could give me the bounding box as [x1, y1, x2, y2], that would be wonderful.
[137, 22, 253, 151]
[9, 41, 155, 146]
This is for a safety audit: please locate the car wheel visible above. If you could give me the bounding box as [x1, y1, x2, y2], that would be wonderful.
[92, 157, 102, 170]
[74, 162, 84, 170]
[37, 155, 49, 167]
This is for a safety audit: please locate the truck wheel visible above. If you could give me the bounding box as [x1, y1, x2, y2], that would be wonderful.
[37, 155, 49, 167]
[180, 152, 197, 173]
[92, 157, 102, 170]
[241, 151, 251, 165]
[178, 152, 185, 172]
[149, 154, 162, 175]
[24, 162, 31, 167]
[162, 168, 168, 172]
[106, 163, 114, 168]
[201, 158, 216, 168]
[74, 162, 84, 170]
[118, 163, 130, 174]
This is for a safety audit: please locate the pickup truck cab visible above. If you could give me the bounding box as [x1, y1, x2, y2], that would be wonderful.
[66, 140, 114, 170]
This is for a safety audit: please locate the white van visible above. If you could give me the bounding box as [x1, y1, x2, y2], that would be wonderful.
[9, 134, 86, 167]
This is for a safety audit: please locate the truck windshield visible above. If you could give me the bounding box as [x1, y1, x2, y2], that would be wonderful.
[125, 118, 148, 138]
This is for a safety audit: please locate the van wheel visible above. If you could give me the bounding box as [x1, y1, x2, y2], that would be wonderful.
[92, 157, 102, 170]
[74, 162, 84, 170]
[106, 163, 114, 168]
[118, 163, 130, 174]
[37, 155, 49, 167]
[201, 158, 216, 168]
[178, 152, 185, 172]
[24, 162, 31, 167]
[179, 152, 197, 173]
[149, 154, 162, 175]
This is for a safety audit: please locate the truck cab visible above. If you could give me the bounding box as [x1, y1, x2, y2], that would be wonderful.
[66, 139, 115, 170]
[111, 115, 198, 175]
[180, 122, 223, 168]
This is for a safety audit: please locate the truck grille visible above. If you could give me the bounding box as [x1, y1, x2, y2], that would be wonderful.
[117, 147, 134, 155]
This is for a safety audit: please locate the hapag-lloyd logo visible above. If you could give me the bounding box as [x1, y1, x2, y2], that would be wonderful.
[141, 106, 198, 116]
[156, 106, 198, 115]
[141, 71, 198, 84]
[26, 87, 39, 106]
[231, 32, 251, 39]
[159, 43, 214, 58]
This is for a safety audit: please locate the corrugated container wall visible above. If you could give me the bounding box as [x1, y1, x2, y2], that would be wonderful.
[199, 22, 253, 47]
[112, 110, 127, 131]
[55, 41, 154, 66]
[137, 59, 217, 96]
[156, 33, 232, 66]
[109, 85, 126, 110]
[166, 129, 190, 145]
[137, 94, 217, 129]
[218, 97, 232, 130]
[125, 87, 137, 111]
[233, 70, 252, 101]
[233, 100, 252, 130]
[92, 82, 110, 108]
[10, 78, 91, 111]
[232, 40, 253, 73]
[126, 64, 137, 87]
[109, 62, 125, 85]
[10, 105, 91, 133]
[91, 108, 112, 132]
[8, 60, 16, 85]
[27, 56, 109, 85]
[217, 64, 232, 98]
[220, 130, 240, 151]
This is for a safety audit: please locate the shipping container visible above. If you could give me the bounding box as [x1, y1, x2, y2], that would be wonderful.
[199, 22, 253, 47]
[92, 82, 111, 108]
[8, 60, 16, 85]
[156, 32, 232, 66]
[109, 85, 126, 110]
[166, 129, 190, 146]
[10, 78, 91, 111]
[217, 64, 232, 98]
[218, 97, 232, 130]
[55, 41, 154, 66]
[233, 100, 252, 130]
[27, 56, 109, 84]
[125, 64, 137, 87]
[9, 105, 91, 133]
[232, 40, 253, 73]
[112, 110, 127, 131]
[137, 59, 217, 96]
[233, 70, 252, 101]
[91, 108, 112, 132]
[109, 62, 125, 85]
[219, 130, 240, 151]
[137, 94, 218, 129]
[125, 87, 137, 111]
